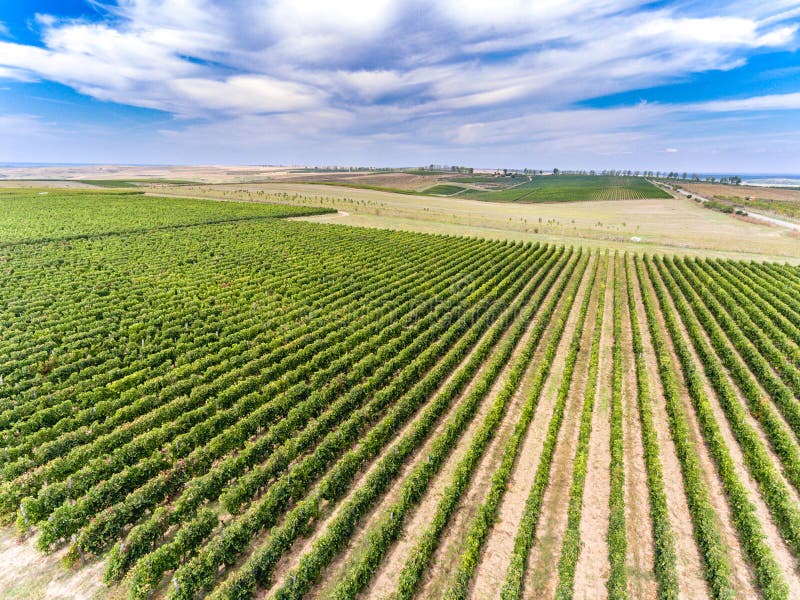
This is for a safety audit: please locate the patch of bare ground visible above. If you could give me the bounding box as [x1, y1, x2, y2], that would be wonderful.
[736, 214, 779, 227]
[573, 258, 613, 598]
[416, 255, 595, 599]
[0, 528, 111, 600]
[0, 180, 99, 189]
[297, 258, 561, 599]
[640, 262, 756, 598]
[629, 257, 709, 599]
[619, 262, 658, 599]
[286, 172, 439, 191]
[682, 182, 800, 204]
[655, 263, 800, 595]
[261, 253, 563, 598]
[521, 260, 602, 598]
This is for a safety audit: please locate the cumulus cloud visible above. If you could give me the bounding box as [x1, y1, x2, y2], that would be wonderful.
[0, 0, 797, 163]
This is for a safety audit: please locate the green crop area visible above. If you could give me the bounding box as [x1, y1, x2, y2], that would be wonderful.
[2, 188, 800, 599]
[460, 175, 672, 202]
[0, 189, 332, 243]
[423, 184, 466, 195]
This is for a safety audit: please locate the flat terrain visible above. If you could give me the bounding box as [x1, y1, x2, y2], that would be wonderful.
[0, 165, 308, 184]
[681, 181, 800, 222]
[682, 181, 800, 203]
[283, 173, 671, 202]
[0, 189, 332, 243]
[456, 175, 671, 202]
[2, 189, 800, 600]
[154, 182, 800, 262]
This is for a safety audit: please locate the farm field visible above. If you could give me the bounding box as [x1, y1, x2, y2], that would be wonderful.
[291, 174, 671, 203]
[2, 190, 800, 599]
[0, 189, 332, 244]
[456, 175, 671, 202]
[153, 183, 800, 262]
[680, 182, 800, 222]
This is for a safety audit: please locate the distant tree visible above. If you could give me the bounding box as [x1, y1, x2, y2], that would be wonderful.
[731, 175, 741, 185]
[681, 172, 687, 180]
[553, 168, 560, 176]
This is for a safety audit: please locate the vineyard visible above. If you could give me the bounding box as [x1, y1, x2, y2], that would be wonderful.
[458, 175, 672, 202]
[300, 174, 672, 203]
[3, 190, 800, 599]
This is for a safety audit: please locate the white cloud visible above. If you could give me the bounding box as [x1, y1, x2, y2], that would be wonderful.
[168, 75, 324, 115]
[0, 0, 797, 167]
[452, 104, 663, 146]
[692, 92, 800, 112]
[634, 17, 796, 47]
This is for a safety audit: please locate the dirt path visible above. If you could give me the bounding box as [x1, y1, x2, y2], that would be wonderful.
[298, 254, 568, 598]
[573, 257, 613, 598]
[619, 260, 658, 599]
[0, 528, 109, 599]
[521, 259, 602, 598]
[654, 261, 800, 596]
[629, 256, 709, 599]
[640, 261, 756, 598]
[415, 255, 595, 598]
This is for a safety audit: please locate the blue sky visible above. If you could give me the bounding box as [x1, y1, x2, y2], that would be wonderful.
[1, 0, 799, 172]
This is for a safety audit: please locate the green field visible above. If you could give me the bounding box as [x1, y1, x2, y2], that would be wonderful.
[307, 174, 670, 203]
[424, 184, 467, 195]
[0, 189, 332, 243]
[3, 189, 800, 599]
[460, 175, 672, 202]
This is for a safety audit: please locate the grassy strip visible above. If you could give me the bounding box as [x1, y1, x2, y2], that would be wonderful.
[634, 256, 735, 600]
[625, 256, 679, 599]
[394, 252, 590, 600]
[555, 254, 608, 598]
[259, 250, 577, 600]
[607, 254, 628, 599]
[461, 253, 599, 600]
